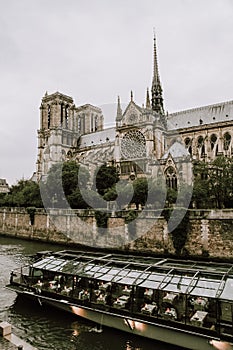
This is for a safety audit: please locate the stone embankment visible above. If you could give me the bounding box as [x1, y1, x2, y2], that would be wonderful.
[0, 207, 233, 259]
[0, 321, 37, 350]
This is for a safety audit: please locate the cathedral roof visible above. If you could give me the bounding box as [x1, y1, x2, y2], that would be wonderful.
[167, 100, 233, 130]
[79, 127, 115, 148]
[162, 141, 190, 160]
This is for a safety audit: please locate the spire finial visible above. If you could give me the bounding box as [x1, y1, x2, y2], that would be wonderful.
[131, 90, 133, 102]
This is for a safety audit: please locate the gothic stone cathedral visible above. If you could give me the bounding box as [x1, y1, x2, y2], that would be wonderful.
[36, 36, 233, 190]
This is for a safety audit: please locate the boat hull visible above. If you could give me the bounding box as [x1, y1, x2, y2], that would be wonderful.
[10, 287, 227, 350]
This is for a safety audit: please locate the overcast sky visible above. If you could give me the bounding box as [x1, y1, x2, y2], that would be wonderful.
[0, 0, 233, 185]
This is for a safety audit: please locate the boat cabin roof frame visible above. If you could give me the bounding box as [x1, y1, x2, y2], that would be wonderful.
[30, 250, 233, 301]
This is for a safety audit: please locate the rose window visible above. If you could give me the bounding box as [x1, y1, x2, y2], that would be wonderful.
[121, 130, 146, 159]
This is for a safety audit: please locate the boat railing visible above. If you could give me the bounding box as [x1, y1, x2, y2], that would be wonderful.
[10, 265, 31, 286]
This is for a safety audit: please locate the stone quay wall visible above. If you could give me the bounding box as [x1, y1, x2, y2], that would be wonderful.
[0, 208, 233, 259]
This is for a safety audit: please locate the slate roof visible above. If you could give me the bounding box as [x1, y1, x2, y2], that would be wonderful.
[167, 100, 233, 130]
[79, 127, 115, 148]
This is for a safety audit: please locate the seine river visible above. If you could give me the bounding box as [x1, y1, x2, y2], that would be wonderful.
[0, 236, 185, 350]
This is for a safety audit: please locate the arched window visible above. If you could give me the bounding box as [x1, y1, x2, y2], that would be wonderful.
[223, 132, 231, 151]
[197, 136, 204, 147]
[210, 134, 217, 150]
[67, 150, 72, 158]
[165, 166, 177, 190]
[95, 115, 98, 131]
[197, 136, 205, 158]
[184, 137, 192, 156]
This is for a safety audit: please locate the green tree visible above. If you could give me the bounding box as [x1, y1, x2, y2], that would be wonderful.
[103, 187, 117, 202]
[147, 179, 167, 208]
[41, 161, 90, 209]
[62, 161, 89, 195]
[209, 156, 233, 208]
[40, 163, 67, 208]
[68, 188, 105, 209]
[131, 178, 148, 209]
[95, 164, 119, 196]
[192, 161, 211, 208]
[115, 180, 134, 209]
[192, 157, 233, 209]
[2, 180, 43, 208]
[40, 161, 107, 209]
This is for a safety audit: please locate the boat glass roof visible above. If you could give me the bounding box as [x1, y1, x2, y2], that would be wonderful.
[31, 251, 233, 301]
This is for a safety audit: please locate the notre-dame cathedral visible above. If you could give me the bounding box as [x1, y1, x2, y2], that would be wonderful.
[36, 36, 233, 190]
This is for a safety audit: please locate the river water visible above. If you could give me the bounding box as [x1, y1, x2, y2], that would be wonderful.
[0, 236, 185, 350]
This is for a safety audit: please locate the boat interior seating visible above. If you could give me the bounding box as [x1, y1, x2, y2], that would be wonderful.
[12, 249, 233, 344]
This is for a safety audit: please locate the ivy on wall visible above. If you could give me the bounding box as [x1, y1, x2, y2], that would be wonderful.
[94, 211, 110, 228]
[27, 207, 36, 225]
[163, 208, 190, 256]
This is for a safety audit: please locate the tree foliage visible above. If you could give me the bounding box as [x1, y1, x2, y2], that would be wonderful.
[0, 180, 43, 208]
[95, 164, 119, 196]
[192, 157, 233, 209]
[131, 178, 148, 209]
[41, 161, 93, 209]
[115, 180, 134, 209]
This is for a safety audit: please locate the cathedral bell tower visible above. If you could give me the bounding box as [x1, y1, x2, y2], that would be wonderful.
[36, 91, 74, 180]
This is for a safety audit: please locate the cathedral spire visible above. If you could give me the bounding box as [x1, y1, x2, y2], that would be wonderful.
[151, 31, 164, 114]
[116, 95, 122, 121]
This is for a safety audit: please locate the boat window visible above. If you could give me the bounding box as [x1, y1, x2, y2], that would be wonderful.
[219, 278, 233, 301]
[33, 269, 43, 277]
[220, 301, 233, 325]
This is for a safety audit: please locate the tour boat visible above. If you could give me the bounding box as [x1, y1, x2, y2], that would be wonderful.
[7, 250, 233, 350]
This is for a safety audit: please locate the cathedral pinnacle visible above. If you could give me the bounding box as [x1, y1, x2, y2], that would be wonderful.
[116, 95, 123, 121]
[151, 31, 164, 114]
[146, 87, 151, 108]
[130, 90, 134, 102]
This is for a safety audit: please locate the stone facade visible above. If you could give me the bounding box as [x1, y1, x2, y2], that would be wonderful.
[35, 35, 232, 193]
[0, 179, 9, 193]
[37, 92, 104, 180]
[35, 36, 190, 190]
